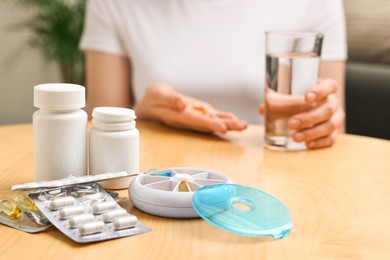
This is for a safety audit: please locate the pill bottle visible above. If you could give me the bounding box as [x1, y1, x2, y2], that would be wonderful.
[33, 83, 87, 181]
[89, 107, 140, 189]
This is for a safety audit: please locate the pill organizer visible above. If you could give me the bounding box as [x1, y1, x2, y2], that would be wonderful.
[130, 167, 292, 238]
[29, 183, 151, 243]
[12, 171, 137, 191]
[129, 167, 231, 218]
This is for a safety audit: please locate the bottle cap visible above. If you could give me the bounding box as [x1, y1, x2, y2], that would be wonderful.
[34, 83, 85, 110]
[92, 107, 137, 131]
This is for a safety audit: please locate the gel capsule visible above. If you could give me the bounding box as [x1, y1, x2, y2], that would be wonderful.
[178, 180, 192, 192]
[14, 194, 38, 211]
[78, 221, 105, 236]
[102, 208, 128, 222]
[67, 214, 95, 228]
[0, 200, 21, 219]
[58, 206, 84, 220]
[91, 201, 117, 214]
[113, 215, 138, 230]
[47, 196, 76, 210]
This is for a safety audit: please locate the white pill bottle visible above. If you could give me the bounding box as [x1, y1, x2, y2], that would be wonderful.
[33, 83, 87, 181]
[89, 107, 140, 189]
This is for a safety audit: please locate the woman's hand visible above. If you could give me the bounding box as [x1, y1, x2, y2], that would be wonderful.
[259, 78, 345, 149]
[134, 83, 247, 133]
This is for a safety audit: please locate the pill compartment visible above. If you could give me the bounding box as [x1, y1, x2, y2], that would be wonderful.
[29, 183, 151, 243]
[129, 167, 231, 218]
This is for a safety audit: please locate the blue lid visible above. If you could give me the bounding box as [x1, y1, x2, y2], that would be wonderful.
[192, 184, 292, 239]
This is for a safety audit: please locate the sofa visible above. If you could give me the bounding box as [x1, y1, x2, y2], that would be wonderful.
[344, 0, 390, 140]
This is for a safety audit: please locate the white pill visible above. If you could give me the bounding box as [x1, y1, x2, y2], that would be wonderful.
[47, 196, 76, 210]
[58, 206, 84, 220]
[78, 221, 105, 236]
[102, 209, 128, 222]
[67, 214, 95, 228]
[91, 201, 117, 214]
[113, 215, 138, 230]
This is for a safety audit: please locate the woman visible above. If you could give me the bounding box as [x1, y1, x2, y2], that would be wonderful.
[80, 0, 347, 149]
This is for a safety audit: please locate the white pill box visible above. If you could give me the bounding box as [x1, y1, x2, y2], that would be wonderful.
[28, 183, 151, 243]
[129, 167, 231, 218]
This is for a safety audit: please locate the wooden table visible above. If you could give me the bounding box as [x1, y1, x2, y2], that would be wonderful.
[1, 121, 390, 259]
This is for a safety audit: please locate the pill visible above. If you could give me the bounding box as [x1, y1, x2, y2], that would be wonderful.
[178, 180, 192, 192]
[0, 200, 21, 219]
[91, 201, 117, 214]
[67, 214, 95, 228]
[192, 103, 209, 115]
[14, 194, 38, 211]
[58, 206, 84, 220]
[47, 196, 76, 210]
[102, 209, 128, 222]
[78, 221, 105, 236]
[113, 215, 138, 230]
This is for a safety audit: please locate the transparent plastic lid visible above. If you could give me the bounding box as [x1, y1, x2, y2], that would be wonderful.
[192, 184, 292, 239]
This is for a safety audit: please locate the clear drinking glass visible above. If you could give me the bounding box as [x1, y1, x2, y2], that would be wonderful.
[264, 31, 324, 151]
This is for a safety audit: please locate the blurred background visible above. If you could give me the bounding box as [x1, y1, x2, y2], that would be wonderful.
[0, 0, 84, 124]
[0, 1, 62, 124]
[0, 0, 389, 139]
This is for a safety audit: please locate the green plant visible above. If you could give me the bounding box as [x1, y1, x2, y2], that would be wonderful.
[12, 0, 86, 85]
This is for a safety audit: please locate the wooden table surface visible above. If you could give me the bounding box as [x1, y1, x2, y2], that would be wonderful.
[1, 121, 390, 259]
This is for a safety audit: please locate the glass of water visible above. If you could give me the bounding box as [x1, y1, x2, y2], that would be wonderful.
[264, 31, 323, 151]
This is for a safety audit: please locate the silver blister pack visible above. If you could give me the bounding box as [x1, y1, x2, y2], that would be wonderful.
[28, 183, 151, 243]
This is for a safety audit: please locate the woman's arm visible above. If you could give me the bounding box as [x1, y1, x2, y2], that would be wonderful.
[85, 50, 133, 118]
[85, 50, 247, 133]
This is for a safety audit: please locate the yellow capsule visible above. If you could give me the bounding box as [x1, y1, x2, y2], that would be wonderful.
[0, 200, 22, 219]
[14, 194, 38, 211]
[178, 180, 192, 192]
[192, 103, 209, 115]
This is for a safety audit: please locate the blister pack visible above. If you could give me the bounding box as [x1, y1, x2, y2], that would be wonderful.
[0, 191, 52, 233]
[28, 183, 151, 243]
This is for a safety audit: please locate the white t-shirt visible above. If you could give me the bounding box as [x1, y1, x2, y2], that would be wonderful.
[80, 0, 347, 124]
